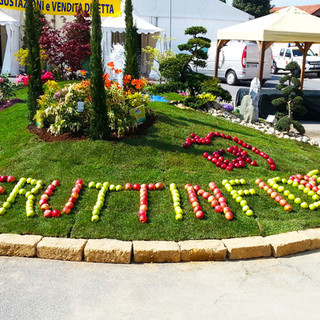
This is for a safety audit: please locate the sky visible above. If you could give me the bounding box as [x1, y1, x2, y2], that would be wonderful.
[226, 0, 320, 6]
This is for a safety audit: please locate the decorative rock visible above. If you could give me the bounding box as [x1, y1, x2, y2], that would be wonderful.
[299, 228, 320, 250]
[222, 236, 271, 260]
[284, 134, 290, 139]
[302, 136, 310, 143]
[296, 136, 303, 142]
[133, 241, 180, 263]
[37, 237, 87, 261]
[265, 231, 311, 257]
[179, 240, 227, 261]
[84, 239, 132, 264]
[0, 234, 42, 257]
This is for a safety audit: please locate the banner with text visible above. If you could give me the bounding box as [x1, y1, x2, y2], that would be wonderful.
[0, 0, 121, 17]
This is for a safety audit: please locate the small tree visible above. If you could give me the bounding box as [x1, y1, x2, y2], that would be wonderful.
[25, 1, 44, 123]
[272, 61, 307, 134]
[89, 0, 109, 140]
[178, 26, 211, 72]
[61, 8, 91, 71]
[232, 0, 272, 18]
[124, 0, 140, 78]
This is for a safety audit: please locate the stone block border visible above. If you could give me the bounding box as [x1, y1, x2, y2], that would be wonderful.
[0, 228, 320, 263]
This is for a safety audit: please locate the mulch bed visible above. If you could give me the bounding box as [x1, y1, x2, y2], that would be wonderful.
[27, 114, 157, 143]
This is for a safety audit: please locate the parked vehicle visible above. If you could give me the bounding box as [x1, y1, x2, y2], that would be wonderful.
[196, 41, 273, 85]
[272, 45, 320, 76]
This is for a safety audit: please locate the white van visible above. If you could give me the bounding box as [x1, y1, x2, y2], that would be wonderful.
[197, 41, 273, 85]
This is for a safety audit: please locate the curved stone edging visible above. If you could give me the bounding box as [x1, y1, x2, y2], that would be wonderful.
[1, 228, 320, 263]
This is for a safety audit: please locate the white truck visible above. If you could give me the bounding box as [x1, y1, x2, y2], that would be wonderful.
[272, 45, 320, 76]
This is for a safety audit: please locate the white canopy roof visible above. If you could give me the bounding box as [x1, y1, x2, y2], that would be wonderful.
[101, 13, 164, 34]
[217, 6, 320, 43]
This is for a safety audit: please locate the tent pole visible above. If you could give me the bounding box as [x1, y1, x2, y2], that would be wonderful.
[257, 41, 266, 87]
[214, 40, 229, 78]
[295, 42, 313, 90]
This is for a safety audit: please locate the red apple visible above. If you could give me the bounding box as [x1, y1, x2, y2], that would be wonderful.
[39, 199, 47, 206]
[52, 180, 60, 187]
[215, 205, 223, 213]
[41, 194, 49, 200]
[140, 199, 148, 206]
[195, 211, 204, 219]
[124, 183, 132, 190]
[133, 183, 140, 191]
[284, 204, 292, 212]
[76, 179, 83, 186]
[44, 189, 53, 196]
[225, 211, 233, 220]
[140, 204, 148, 211]
[193, 205, 202, 213]
[138, 209, 147, 216]
[62, 206, 71, 214]
[41, 203, 50, 211]
[0, 176, 7, 182]
[270, 164, 276, 171]
[51, 209, 61, 217]
[71, 192, 79, 199]
[47, 184, 55, 191]
[211, 200, 219, 207]
[191, 201, 199, 208]
[65, 201, 74, 209]
[148, 183, 156, 191]
[7, 176, 15, 183]
[139, 214, 147, 223]
[69, 197, 77, 204]
[43, 210, 52, 218]
[155, 182, 163, 190]
[279, 199, 287, 206]
[0, 186, 4, 194]
[72, 187, 81, 193]
[193, 185, 201, 192]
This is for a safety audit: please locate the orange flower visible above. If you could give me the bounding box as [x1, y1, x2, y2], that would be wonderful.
[107, 61, 115, 68]
[123, 74, 131, 85]
[114, 69, 122, 74]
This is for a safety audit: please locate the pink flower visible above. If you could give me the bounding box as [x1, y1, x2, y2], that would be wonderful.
[0, 77, 4, 83]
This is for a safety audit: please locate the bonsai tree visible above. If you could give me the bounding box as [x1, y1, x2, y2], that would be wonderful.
[272, 61, 307, 134]
[159, 26, 211, 96]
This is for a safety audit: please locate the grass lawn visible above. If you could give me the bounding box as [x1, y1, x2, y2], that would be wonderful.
[0, 86, 320, 240]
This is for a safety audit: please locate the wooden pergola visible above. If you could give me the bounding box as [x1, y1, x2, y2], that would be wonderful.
[215, 7, 320, 89]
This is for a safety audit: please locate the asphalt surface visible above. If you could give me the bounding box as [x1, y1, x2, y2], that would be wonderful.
[1, 250, 320, 320]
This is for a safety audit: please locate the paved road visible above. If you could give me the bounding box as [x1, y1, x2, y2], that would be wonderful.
[1, 250, 320, 320]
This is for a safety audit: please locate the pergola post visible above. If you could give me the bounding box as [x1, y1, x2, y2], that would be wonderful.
[295, 42, 313, 90]
[256, 41, 274, 87]
[214, 39, 229, 78]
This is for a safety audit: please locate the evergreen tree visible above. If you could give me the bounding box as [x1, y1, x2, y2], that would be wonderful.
[89, 0, 109, 140]
[233, 0, 272, 18]
[25, 1, 43, 123]
[124, 0, 139, 78]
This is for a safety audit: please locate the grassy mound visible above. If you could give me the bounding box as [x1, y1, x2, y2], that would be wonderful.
[0, 87, 320, 240]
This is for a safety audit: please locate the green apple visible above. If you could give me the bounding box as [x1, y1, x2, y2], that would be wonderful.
[304, 188, 310, 193]
[309, 204, 316, 211]
[269, 180, 275, 186]
[26, 178, 32, 184]
[3, 202, 11, 209]
[240, 179, 246, 185]
[298, 185, 305, 190]
[288, 194, 295, 200]
[242, 205, 249, 212]
[230, 190, 237, 196]
[30, 179, 37, 185]
[96, 183, 102, 189]
[308, 191, 315, 196]
[312, 194, 319, 201]
[273, 184, 279, 189]
[175, 207, 183, 215]
[28, 195, 35, 201]
[249, 189, 256, 195]
[301, 202, 309, 209]
[240, 200, 247, 207]
[169, 183, 176, 190]
[222, 180, 228, 185]
[245, 209, 254, 216]
[244, 190, 250, 195]
[91, 215, 100, 222]
[226, 186, 233, 192]
[236, 196, 243, 202]
[238, 190, 244, 196]
[294, 198, 302, 204]
[109, 184, 116, 191]
[232, 193, 238, 199]
[88, 181, 95, 188]
[116, 185, 122, 191]
[173, 196, 180, 203]
[26, 211, 35, 218]
[282, 178, 288, 184]
[92, 208, 100, 215]
[229, 180, 235, 185]
[173, 201, 180, 208]
[284, 190, 290, 196]
[292, 182, 299, 187]
[278, 186, 285, 192]
[287, 180, 293, 185]
[0, 207, 6, 215]
[103, 182, 109, 188]
[175, 213, 183, 220]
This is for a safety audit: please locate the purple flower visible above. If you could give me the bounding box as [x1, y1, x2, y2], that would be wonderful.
[221, 103, 233, 112]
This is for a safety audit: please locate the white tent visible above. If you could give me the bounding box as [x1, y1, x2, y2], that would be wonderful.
[216, 6, 320, 88]
[0, 10, 20, 75]
[101, 13, 165, 75]
[132, 0, 253, 53]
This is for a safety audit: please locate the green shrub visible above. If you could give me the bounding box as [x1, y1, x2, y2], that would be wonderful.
[0, 75, 15, 101]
